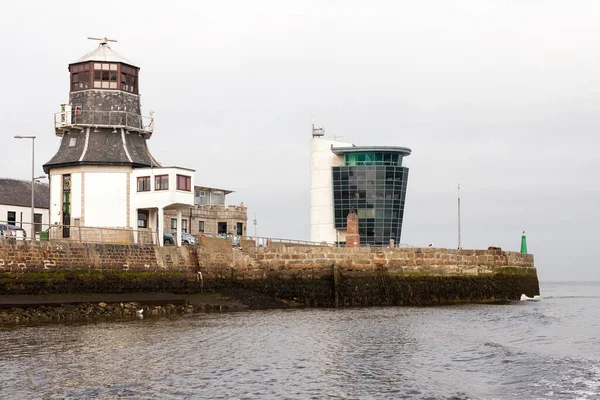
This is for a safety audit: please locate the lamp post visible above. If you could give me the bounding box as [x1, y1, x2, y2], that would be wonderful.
[14, 135, 37, 239]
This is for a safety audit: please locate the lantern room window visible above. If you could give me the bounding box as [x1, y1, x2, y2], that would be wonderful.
[70, 63, 91, 91]
[93, 63, 118, 89]
[120, 65, 138, 94]
[70, 62, 138, 94]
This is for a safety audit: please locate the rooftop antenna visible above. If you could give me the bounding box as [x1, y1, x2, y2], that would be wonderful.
[87, 37, 118, 46]
[312, 123, 325, 138]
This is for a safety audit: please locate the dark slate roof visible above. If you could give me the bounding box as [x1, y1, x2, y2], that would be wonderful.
[0, 179, 50, 209]
[43, 128, 160, 172]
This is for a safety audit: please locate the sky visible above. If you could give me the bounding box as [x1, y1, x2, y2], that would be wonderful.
[1, 1, 598, 281]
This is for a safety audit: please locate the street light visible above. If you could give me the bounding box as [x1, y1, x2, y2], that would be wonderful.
[14, 135, 37, 239]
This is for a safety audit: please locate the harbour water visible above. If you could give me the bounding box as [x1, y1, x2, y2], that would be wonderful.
[0, 281, 598, 399]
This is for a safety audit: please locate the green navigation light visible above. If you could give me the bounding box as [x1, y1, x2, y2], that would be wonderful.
[520, 231, 528, 254]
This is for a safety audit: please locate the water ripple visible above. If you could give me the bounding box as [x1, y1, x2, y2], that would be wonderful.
[0, 283, 599, 399]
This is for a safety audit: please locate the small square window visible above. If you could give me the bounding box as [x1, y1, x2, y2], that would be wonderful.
[68, 137, 77, 147]
[137, 176, 150, 192]
[155, 175, 169, 190]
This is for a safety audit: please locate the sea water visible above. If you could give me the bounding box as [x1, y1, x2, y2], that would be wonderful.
[0, 281, 598, 399]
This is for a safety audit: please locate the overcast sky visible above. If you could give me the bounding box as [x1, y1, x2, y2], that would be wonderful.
[1, 1, 598, 281]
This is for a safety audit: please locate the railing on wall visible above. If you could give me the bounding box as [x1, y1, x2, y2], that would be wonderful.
[0, 221, 158, 245]
[1, 221, 413, 249]
[54, 109, 154, 134]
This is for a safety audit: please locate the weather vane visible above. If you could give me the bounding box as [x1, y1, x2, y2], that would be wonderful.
[87, 37, 118, 45]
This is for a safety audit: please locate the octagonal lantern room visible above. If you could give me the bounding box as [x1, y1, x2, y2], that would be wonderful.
[69, 38, 139, 94]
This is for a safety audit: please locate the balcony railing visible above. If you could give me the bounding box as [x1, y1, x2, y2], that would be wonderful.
[54, 109, 154, 135]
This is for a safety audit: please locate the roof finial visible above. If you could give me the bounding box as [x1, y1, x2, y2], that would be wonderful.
[87, 36, 118, 46]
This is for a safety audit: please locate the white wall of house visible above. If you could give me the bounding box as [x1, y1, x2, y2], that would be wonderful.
[49, 166, 131, 228]
[130, 167, 195, 245]
[309, 137, 352, 243]
[0, 204, 49, 231]
[50, 175, 61, 225]
[70, 173, 82, 221]
[85, 172, 128, 227]
[130, 167, 195, 214]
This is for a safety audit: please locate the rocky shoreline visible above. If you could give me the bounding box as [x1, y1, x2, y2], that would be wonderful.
[0, 301, 230, 325]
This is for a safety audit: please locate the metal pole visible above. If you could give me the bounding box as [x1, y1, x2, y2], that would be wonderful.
[458, 183, 462, 249]
[253, 214, 257, 241]
[31, 138, 35, 240]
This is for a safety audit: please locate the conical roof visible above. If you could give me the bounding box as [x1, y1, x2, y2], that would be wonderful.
[73, 39, 137, 67]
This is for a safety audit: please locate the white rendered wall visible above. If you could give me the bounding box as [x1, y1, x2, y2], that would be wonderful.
[70, 173, 82, 221]
[130, 168, 195, 213]
[309, 137, 353, 243]
[50, 175, 61, 225]
[0, 204, 49, 227]
[85, 172, 128, 227]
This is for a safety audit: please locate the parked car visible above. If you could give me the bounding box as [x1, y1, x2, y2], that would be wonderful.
[0, 224, 27, 240]
[182, 233, 195, 245]
[163, 232, 175, 245]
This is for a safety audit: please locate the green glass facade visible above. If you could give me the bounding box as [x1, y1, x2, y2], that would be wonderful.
[344, 152, 403, 166]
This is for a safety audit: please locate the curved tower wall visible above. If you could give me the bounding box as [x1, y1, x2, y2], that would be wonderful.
[309, 137, 353, 243]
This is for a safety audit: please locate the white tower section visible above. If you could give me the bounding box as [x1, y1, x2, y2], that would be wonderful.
[310, 136, 353, 243]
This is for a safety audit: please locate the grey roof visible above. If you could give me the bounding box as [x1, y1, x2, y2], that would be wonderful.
[0, 179, 49, 209]
[73, 42, 137, 67]
[43, 128, 161, 173]
[331, 146, 412, 157]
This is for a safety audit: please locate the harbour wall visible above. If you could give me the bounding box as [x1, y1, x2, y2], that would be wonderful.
[0, 239, 539, 306]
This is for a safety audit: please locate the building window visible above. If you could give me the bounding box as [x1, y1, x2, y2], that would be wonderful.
[34, 213, 43, 233]
[120, 65, 138, 93]
[137, 210, 149, 228]
[218, 222, 227, 234]
[170, 218, 177, 232]
[195, 190, 207, 205]
[177, 175, 191, 191]
[93, 63, 118, 89]
[7, 211, 16, 226]
[137, 176, 150, 192]
[210, 190, 225, 206]
[70, 63, 91, 91]
[182, 219, 188, 233]
[68, 137, 77, 147]
[237, 222, 243, 236]
[198, 221, 205, 233]
[155, 175, 169, 190]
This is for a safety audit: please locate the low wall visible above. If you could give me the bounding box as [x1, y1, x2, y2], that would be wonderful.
[0, 240, 539, 306]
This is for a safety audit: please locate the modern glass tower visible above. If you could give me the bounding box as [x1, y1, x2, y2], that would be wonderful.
[310, 132, 411, 247]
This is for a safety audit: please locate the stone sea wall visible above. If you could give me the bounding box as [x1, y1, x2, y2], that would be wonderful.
[0, 240, 539, 306]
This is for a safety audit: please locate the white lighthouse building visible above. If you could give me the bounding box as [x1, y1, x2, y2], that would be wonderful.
[44, 38, 194, 246]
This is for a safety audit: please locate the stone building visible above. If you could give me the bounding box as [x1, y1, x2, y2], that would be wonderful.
[310, 126, 412, 247]
[164, 186, 247, 237]
[43, 38, 195, 246]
